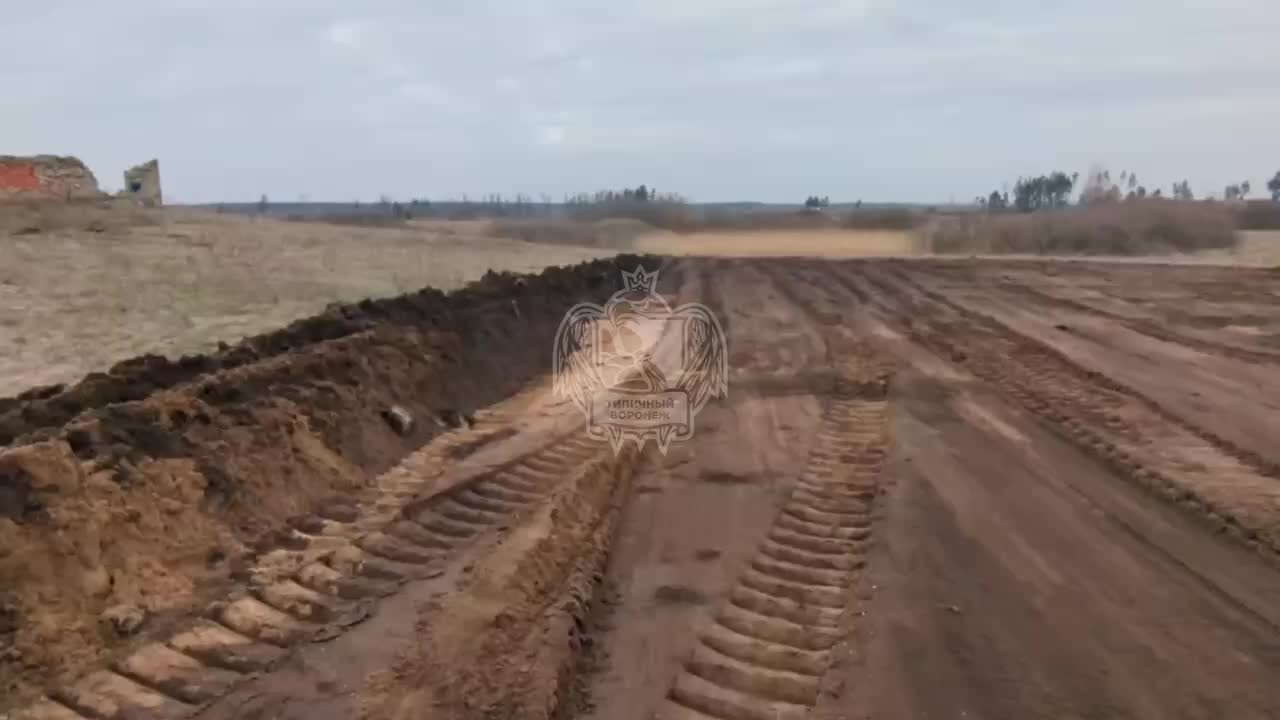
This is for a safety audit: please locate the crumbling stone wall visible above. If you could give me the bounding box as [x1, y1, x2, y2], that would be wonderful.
[0, 156, 102, 201]
[121, 159, 162, 206]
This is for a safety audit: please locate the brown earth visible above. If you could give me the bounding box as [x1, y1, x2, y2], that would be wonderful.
[4, 256, 1280, 720]
[0, 255, 643, 710]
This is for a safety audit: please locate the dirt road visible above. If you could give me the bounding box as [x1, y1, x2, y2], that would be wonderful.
[4, 257, 1280, 720]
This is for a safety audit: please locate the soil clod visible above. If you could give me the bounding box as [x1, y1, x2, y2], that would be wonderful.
[381, 406, 414, 436]
[100, 605, 146, 638]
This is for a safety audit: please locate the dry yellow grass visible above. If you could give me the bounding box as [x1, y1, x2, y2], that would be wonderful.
[0, 210, 607, 395]
[1226, 231, 1280, 266]
[634, 225, 1278, 264]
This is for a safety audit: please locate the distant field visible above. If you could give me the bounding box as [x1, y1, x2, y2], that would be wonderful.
[0, 210, 606, 395]
[1231, 231, 1280, 266]
[631, 228, 920, 257]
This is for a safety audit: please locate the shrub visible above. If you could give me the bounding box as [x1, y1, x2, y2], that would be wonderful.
[842, 207, 921, 230]
[697, 208, 838, 231]
[288, 213, 408, 228]
[1235, 201, 1280, 230]
[922, 199, 1239, 256]
[489, 218, 658, 247]
[565, 197, 698, 233]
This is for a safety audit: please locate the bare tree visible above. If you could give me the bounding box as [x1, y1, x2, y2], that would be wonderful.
[1268, 172, 1280, 201]
[1080, 167, 1121, 206]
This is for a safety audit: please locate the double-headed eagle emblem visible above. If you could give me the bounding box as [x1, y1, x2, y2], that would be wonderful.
[553, 266, 728, 453]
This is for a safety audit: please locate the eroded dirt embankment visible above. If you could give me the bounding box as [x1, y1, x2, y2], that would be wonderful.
[0, 259, 625, 447]
[0, 255, 652, 710]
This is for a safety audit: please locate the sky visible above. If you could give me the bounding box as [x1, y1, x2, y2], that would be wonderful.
[4, 1, 1278, 204]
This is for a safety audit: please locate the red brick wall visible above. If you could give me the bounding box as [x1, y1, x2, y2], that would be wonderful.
[0, 161, 41, 193]
[0, 156, 102, 201]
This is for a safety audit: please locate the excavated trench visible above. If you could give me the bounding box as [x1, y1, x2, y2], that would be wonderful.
[0, 255, 655, 717]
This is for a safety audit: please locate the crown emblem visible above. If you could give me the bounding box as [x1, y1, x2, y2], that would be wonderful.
[553, 265, 727, 455]
[622, 267, 659, 293]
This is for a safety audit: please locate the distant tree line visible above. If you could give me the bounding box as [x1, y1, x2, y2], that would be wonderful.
[975, 167, 1280, 213]
[249, 166, 1280, 226]
[564, 185, 685, 209]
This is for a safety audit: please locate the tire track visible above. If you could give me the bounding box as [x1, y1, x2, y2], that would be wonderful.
[930, 265, 1280, 366]
[843, 262, 1280, 560]
[657, 386, 889, 720]
[731, 262, 831, 379]
[9, 429, 609, 720]
[886, 262, 1280, 482]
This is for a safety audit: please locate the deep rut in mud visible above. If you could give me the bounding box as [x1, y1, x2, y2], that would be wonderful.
[13, 420, 613, 720]
[661, 391, 889, 720]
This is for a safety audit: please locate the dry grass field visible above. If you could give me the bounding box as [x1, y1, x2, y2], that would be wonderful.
[0, 209, 607, 395]
[489, 213, 1280, 263]
[1231, 230, 1280, 265]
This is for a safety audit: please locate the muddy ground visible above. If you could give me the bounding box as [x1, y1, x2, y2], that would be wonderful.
[3, 257, 1280, 720]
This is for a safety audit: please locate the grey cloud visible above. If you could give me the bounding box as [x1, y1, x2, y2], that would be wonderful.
[4, 0, 1277, 202]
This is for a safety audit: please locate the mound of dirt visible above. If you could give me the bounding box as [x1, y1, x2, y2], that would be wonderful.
[0, 254, 652, 709]
[0, 257, 630, 446]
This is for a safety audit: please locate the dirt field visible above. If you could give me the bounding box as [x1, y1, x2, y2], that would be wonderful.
[4, 221, 1280, 720]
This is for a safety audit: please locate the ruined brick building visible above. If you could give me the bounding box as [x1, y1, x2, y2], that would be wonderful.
[0, 155, 102, 201]
[0, 155, 162, 206]
[121, 159, 162, 206]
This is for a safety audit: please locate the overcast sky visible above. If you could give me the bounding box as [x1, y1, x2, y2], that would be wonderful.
[5, 1, 1277, 203]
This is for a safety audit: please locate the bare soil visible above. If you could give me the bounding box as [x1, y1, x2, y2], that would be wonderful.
[0, 255, 640, 711]
[4, 253, 1280, 720]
